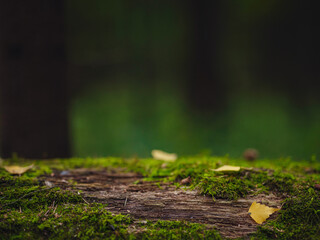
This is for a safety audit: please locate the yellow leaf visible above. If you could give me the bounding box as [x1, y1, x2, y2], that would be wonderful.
[151, 150, 177, 162]
[248, 201, 280, 224]
[3, 164, 34, 175]
[213, 165, 241, 172]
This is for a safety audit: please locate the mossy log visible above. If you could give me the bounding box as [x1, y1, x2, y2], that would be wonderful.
[42, 169, 282, 239]
[1, 156, 320, 239]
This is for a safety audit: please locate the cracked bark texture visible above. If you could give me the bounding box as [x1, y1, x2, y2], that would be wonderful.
[43, 169, 282, 239]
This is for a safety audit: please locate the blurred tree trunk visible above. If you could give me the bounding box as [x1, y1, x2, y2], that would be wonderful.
[258, 0, 320, 109]
[0, 1, 70, 158]
[186, 0, 224, 114]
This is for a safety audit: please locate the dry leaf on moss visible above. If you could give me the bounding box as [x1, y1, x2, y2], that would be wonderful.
[3, 164, 34, 175]
[213, 165, 241, 172]
[248, 201, 280, 224]
[151, 150, 177, 162]
[180, 176, 191, 185]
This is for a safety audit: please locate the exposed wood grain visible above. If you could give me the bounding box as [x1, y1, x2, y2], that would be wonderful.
[43, 169, 282, 239]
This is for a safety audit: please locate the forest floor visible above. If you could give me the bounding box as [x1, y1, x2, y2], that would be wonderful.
[1, 156, 320, 239]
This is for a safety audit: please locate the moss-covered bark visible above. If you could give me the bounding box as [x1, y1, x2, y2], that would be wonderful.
[1, 156, 320, 239]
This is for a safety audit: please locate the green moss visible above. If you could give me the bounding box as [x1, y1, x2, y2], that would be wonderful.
[1, 156, 320, 239]
[0, 203, 133, 239]
[1, 190, 222, 239]
[196, 173, 251, 200]
[137, 220, 222, 240]
[0, 176, 82, 211]
[0, 206, 223, 239]
[0, 176, 131, 239]
[188, 168, 305, 201]
[0, 174, 222, 239]
[250, 187, 320, 240]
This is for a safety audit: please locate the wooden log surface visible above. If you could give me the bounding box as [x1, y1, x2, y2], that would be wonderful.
[42, 169, 282, 239]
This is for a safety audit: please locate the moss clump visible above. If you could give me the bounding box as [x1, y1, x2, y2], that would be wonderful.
[1, 155, 320, 239]
[0, 203, 133, 239]
[251, 187, 320, 240]
[0, 176, 82, 210]
[196, 173, 251, 200]
[0, 204, 223, 240]
[0, 174, 222, 239]
[0, 176, 132, 239]
[190, 169, 304, 200]
[137, 220, 222, 240]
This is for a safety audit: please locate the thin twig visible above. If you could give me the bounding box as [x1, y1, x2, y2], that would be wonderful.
[77, 191, 90, 205]
[52, 204, 58, 214]
[124, 197, 128, 207]
[81, 196, 90, 204]
[44, 208, 51, 216]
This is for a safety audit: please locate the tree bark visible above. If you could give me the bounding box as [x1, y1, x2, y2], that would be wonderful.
[43, 169, 282, 239]
[0, 1, 70, 158]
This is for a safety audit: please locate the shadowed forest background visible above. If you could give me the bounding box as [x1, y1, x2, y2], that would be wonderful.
[0, 0, 319, 159]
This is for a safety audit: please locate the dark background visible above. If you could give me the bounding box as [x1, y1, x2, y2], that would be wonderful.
[0, 0, 319, 159]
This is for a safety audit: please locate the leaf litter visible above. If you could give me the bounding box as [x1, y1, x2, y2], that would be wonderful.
[3, 164, 34, 175]
[151, 149, 177, 162]
[248, 201, 280, 224]
[213, 165, 241, 172]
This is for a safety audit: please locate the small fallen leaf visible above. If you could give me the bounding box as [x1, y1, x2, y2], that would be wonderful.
[248, 201, 280, 224]
[243, 148, 259, 161]
[151, 150, 177, 162]
[44, 181, 54, 188]
[3, 164, 34, 175]
[180, 176, 191, 185]
[213, 165, 241, 172]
